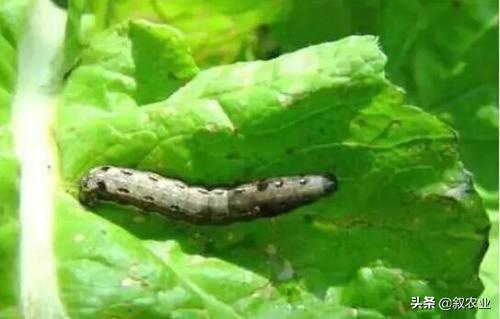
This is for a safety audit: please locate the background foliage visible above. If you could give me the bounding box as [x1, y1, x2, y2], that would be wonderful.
[52, 0, 498, 318]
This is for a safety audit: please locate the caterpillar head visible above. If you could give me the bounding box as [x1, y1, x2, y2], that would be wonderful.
[79, 166, 111, 206]
[321, 173, 338, 193]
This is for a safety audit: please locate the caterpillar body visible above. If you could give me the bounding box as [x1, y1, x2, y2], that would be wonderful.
[79, 166, 337, 225]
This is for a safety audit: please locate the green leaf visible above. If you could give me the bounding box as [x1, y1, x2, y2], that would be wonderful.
[340, 261, 440, 319]
[57, 193, 442, 318]
[271, 0, 499, 191]
[56, 193, 408, 319]
[477, 207, 499, 319]
[128, 20, 199, 105]
[60, 19, 199, 118]
[56, 34, 489, 318]
[55, 193, 244, 319]
[0, 0, 32, 121]
[62, 0, 290, 67]
[3, 1, 494, 318]
[0, 0, 30, 315]
[269, 2, 498, 317]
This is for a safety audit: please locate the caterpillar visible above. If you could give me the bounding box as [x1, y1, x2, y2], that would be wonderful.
[79, 166, 337, 225]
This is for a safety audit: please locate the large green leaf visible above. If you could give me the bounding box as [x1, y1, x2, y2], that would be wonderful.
[271, 0, 498, 190]
[2, 1, 492, 318]
[55, 33, 489, 318]
[269, 1, 498, 317]
[59, 193, 438, 319]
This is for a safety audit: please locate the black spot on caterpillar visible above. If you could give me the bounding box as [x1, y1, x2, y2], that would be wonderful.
[79, 166, 337, 225]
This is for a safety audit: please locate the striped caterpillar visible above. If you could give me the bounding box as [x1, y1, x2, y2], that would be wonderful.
[79, 166, 337, 225]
